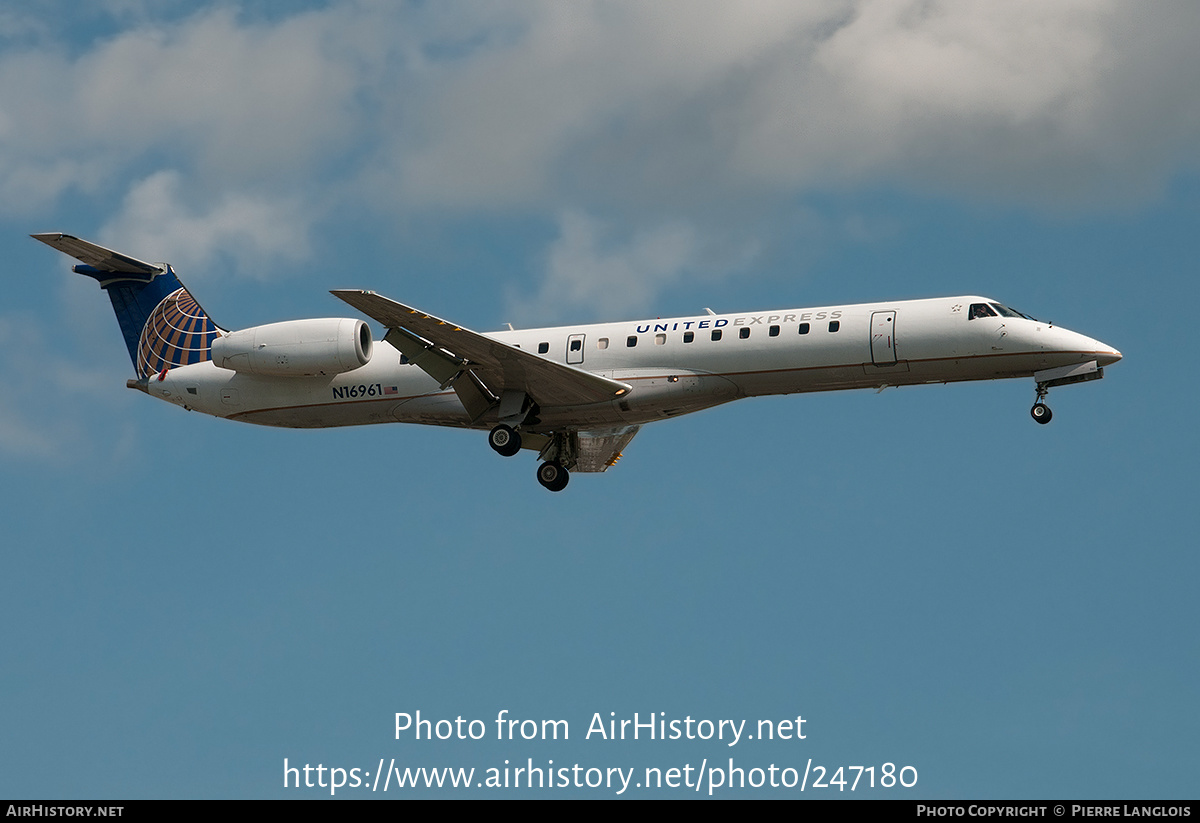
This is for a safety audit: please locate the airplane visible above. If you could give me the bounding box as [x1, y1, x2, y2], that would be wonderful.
[32, 232, 1122, 492]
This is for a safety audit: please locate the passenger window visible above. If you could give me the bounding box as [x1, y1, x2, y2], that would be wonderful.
[538, 342, 549, 354]
[570, 339, 582, 352]
[739, 327, 750, 339]
[597, 338, 609, 349]
[627, 336, 637, 347]
[683, 331, 694, 343]
[828, 321, 840, 333]
[711, 329, 722, 341]
[798, 323, 810, 335]
[769, 325, 780, 337]
[969, 303, 997, 320]
[655, 333, 666, 345]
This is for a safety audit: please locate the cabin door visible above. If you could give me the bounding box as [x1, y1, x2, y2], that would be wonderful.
[566, 334, 585, 365]
[870, 311, 897, 366]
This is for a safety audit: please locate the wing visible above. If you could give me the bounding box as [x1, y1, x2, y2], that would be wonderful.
[575, 426, 640, 472]
[331, 290, 631, 420]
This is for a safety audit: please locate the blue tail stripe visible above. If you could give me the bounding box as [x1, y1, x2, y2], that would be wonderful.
[94, 265, 220, 378]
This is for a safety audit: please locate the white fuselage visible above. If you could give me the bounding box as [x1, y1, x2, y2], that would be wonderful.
[146, 296, 1121, 434]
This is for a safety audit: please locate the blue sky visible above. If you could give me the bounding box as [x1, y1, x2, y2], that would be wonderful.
[2, 1, 1197, 799]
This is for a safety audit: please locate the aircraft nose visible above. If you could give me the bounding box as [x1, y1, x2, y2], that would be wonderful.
[1052, 327, 1122, 367]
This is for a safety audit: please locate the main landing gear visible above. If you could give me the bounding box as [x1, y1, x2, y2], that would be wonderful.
[488, 424, 522, 457]
[536, 461, 570, 492]
[488, 424, 572, 492]
[1030, 384, 1052, 424]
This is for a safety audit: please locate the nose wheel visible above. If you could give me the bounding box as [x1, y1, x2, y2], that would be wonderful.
[536, 461, 570, 492]
[488, 424, 522, 457]
[1030, 384, 1052, 424]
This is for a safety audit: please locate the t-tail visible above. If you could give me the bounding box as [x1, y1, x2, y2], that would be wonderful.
[32, 233, 222, 379]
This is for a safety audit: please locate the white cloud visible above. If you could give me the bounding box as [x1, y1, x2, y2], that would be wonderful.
[4, 1, 1198, 219]
[74, 8, 359, 178]
[4, 1, 1199, 220]
[511, 211, 712, 323]
[0, 6, 364, 213]
[729, 0, 1128, 199]
[2, 0, 1198, 306]
[389, 1, 845, 209]
[385, 0, 1200, 210]
[98, 170, 312, 281]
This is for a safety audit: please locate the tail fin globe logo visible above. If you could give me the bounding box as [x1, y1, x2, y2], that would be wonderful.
[136, 285, 220, 379]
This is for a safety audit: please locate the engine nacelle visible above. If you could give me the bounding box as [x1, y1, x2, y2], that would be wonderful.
[210, 318, 372, 377]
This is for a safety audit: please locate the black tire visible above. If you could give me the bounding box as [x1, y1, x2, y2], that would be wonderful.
[536, 461, 569, 492]
[1031, 403, 1052, 424]
[488, 424, 521, 456]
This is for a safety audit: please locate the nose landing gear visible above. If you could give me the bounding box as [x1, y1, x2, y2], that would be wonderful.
[1030, 384, 1052, 424]
[1028, 361, 1107, 425]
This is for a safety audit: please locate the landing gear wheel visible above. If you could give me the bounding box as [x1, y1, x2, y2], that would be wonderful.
[1031, 403, 1052, 424]
[488, 424, 522, 457]
[536, 461, 570, 492]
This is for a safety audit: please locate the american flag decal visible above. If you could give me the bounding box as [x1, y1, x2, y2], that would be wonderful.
[384, 386, 398, 395]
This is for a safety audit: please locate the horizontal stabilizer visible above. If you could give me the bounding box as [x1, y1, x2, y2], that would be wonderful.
[332, 290, 632, 408]
[31, 233, 162, 278]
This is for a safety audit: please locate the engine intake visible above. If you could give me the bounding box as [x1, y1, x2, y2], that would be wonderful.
[211, 318, 372, 376]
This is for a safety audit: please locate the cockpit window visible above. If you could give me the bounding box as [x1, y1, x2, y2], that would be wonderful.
[990, 303, 1037, 321]
[968, 303, 997, 320]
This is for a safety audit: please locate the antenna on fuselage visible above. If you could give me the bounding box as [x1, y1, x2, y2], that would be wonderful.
[704, 308, 716, 316]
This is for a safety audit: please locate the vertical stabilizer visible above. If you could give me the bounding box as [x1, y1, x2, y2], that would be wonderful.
[31, 233, 222, 378]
